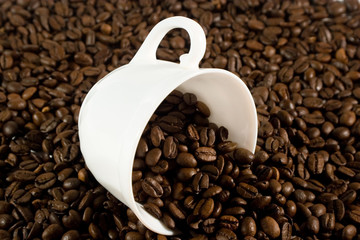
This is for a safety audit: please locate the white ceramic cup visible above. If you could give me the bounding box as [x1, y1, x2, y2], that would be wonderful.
[78, 16, 258, 235]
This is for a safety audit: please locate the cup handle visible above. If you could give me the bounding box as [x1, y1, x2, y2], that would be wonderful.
[130, 16, 206, 68]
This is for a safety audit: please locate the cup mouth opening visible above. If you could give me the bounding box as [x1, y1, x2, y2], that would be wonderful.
[127, 69, 257, 228]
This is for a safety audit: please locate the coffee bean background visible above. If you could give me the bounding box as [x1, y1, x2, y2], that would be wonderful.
[1, 0, 360, 239]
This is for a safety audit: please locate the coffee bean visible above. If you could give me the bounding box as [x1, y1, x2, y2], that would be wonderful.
[158, 116, 184, 133]
[195, 147, 217, 162]
[348, 210, 360, 224]
[217, 141, 237, 153]
[196, 101, 211, 117]
[183, 93, 197, 106]
[236, 183, 258, 199]
[240, 216, 256, 237]
[168, 202, 185, 220]
[187, 124, 200, 141]
[194, 198, 214, 219]
[42, 224, 63, 240]
[260, 216, 280, 239]
[342, 225, 357, 240]
[13, 170, 36, 181]
[281, 222, 292, 240]
[307, 153, 325, 175]
[305, 216, 320, 234]
[177, 168, 197, 181]
[35, 172, 57, 189]
[125, 231, 144, 240]
[320, 213, 335, 231]
[144, 203, 162, 219]
[49, 200, 69, 212]
[202, 185, 222, 198]
[162, 212, 175, 229]
[150, 126, 164, 147]
[222, 206, 245, 215]
[63, 178, 81, 190]
[145, 148, 162, 167]
[61, 230, 80, 240]
[62, 210, 81, 229]
[202, 218, 216, 234]
[192, 172, 209, 192]
[163, 136, 178, 159]
[62, 190, 79, 204]
[0, 214, 13, 229]
[216, 228, 237, 240]
[234, 148, 255, 165]
[201, 165, 220, 181]
[141, 178, 163, 198]
[136, 138, 148, 158]
[176, 152, 197, 167]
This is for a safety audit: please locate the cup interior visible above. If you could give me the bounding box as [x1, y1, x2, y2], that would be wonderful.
[176, 70, 258, 152]
[129, 69, 257, 234]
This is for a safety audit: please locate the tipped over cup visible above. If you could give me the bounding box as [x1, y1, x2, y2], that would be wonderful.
[78, 16, 258, 235]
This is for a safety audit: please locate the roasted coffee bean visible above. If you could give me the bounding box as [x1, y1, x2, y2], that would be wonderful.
[42, 224, 63, 240]
[348, 210, 360, 224]
[202, 185, 222, 198]
[176, 152, 197, 167]
[61, 230, 80, 240]
[200, 127, 216, 147]
[202, 218, 216, 234]
[163, 136, 178, 159]
[192, 172, 209, 192]
[320, 213, 335, 231]
[35, 172, 57, 189]
[195, 147, 217, 162]
[168, 202, 185, 220]
[150, 126, 164, 147]
[342, 225, 357, 240]
[201, 165, 220, 181]
[234, 148, 255, 165]
[260, 216, 280, 239]
[162, 213, 175, 230]
[187, 124, 200, 141]
[328, 199, 345, 221]
[218, 215, 239, 231]
[308, 153, 325, 174]
[145, 148, 162, 167]
[281, 222, 292, 240]
[194, 198, 214, 219]
[13, 170, 36, 182]
[158, 116, 184, 133]
[183, 93, 197, 106]
[177, 168, 197, 181]
[217, 141, 237, 153]
[63, 178, 81, 190]
[305, 216, 320, 234]
[240, 216, 256, 237]
[236, 183, 258, 199]
[125, 231, 144, 240]
[136, 138, 148, 158]
[216, 228, 237, 240]
[144, 203, 162, 219]
[309, 204, 326, 217]
[62, 210, 81, 229]
[141, 178, 163, 198]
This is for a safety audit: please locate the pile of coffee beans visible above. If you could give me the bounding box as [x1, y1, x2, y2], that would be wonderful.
[1, 0, 360, 239]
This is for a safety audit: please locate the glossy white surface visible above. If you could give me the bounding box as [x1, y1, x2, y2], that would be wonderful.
[78, 16, 257, 235]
